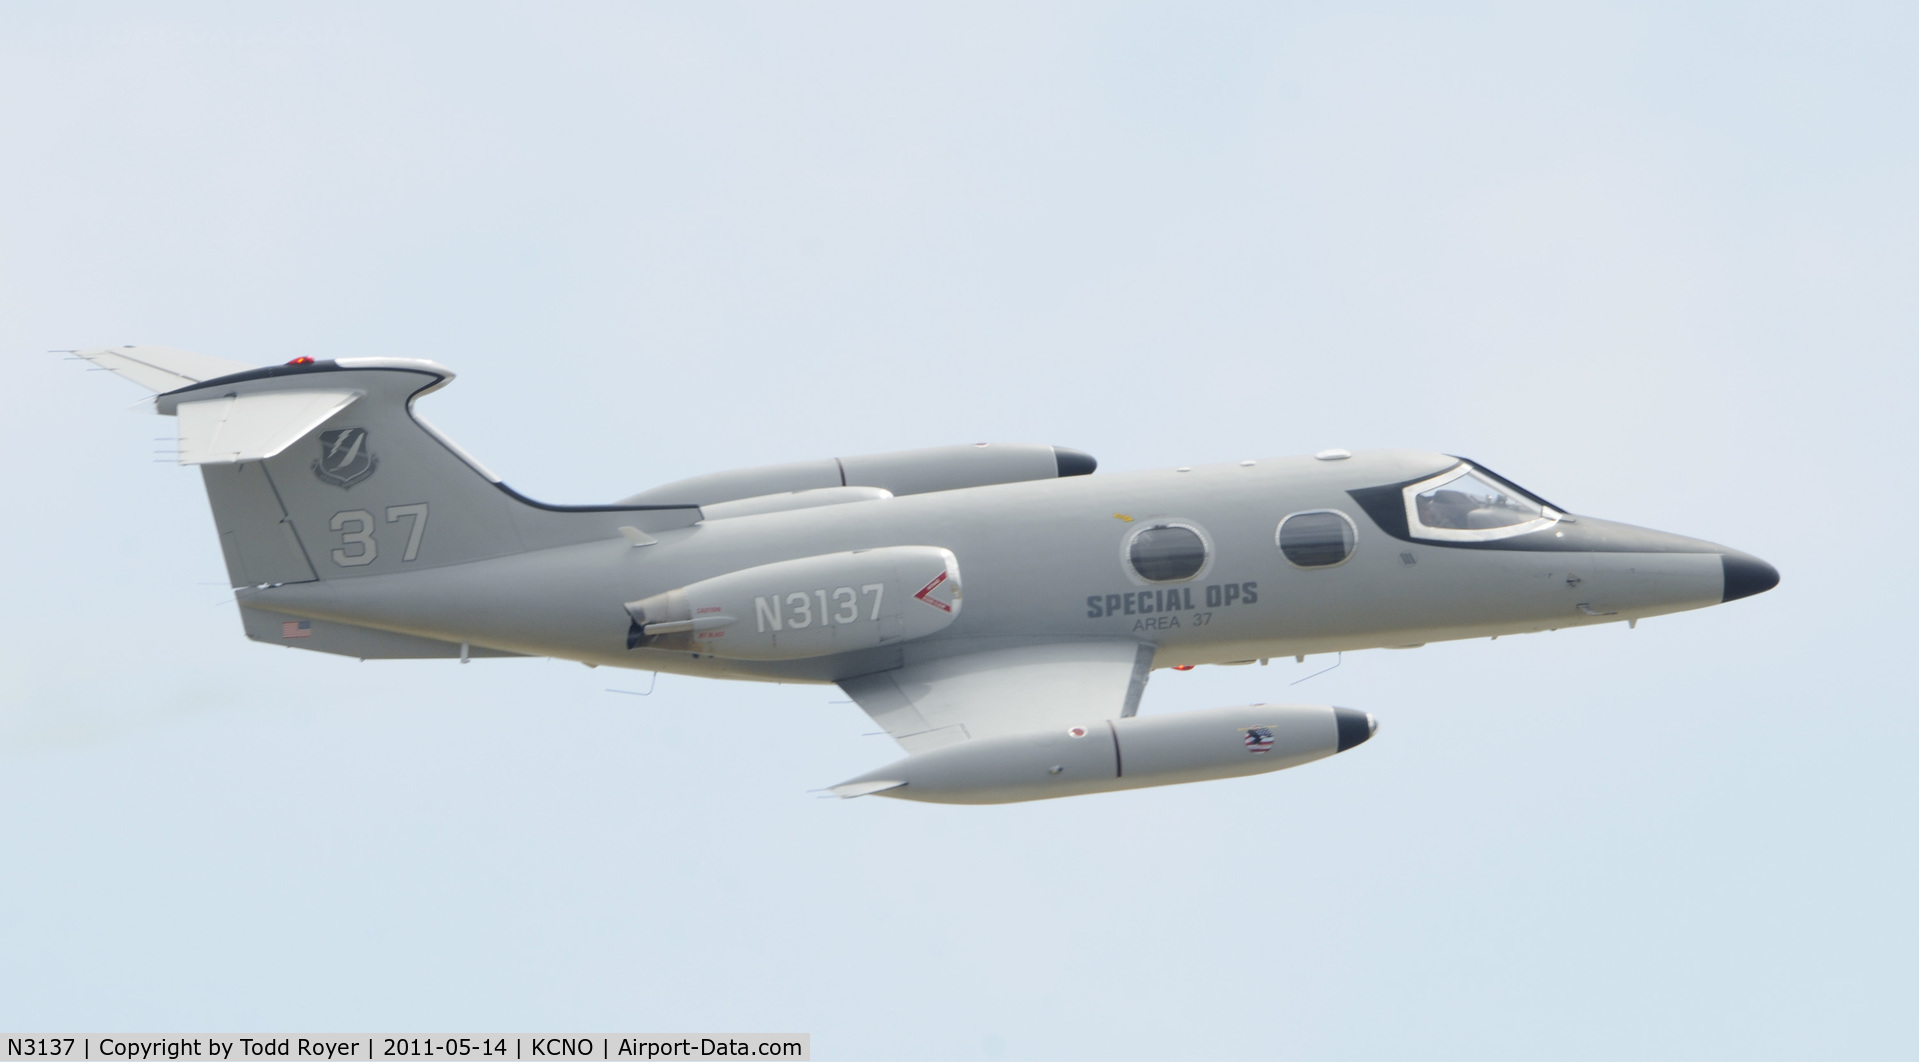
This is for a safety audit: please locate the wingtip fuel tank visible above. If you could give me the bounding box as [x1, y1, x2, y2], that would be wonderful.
[829, 704, 1377, 805]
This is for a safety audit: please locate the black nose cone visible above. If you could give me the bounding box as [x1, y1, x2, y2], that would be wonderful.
[1334, 707, 1378, 752]
[1721, 551, 1780, 603]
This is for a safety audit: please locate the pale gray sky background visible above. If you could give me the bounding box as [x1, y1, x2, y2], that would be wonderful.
[3, 3, 1913, 1058]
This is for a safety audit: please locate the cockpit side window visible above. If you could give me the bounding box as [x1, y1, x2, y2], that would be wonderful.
[1403, 465, 1560, 542]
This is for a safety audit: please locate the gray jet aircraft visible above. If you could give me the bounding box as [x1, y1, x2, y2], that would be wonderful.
[74, 346, 1778, 803]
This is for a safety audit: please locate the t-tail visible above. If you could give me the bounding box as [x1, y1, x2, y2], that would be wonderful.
[72, 347, 701, 659]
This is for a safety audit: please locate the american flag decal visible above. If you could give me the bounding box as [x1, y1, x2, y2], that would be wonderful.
[1244, 726, 1275, 753]
[281, 620, 312, 639]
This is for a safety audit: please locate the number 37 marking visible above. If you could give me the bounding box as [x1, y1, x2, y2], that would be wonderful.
[330, 503, 429, 567]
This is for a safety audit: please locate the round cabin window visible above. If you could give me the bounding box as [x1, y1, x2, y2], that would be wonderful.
[1127, 523, 1209, 582]
[1277, 510, 1357, 568]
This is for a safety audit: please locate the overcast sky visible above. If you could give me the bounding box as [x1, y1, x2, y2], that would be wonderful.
[3, 3, 1913, 1058]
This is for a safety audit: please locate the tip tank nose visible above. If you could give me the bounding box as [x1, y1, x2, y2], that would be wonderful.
[1334, 707, 1376, 752]
[1721, 551, 1780, 602]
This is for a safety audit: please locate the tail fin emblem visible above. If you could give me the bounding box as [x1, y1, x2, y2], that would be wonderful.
[313, 427, 378, 488]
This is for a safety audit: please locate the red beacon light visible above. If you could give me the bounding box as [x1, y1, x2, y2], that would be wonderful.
[286, 356, 315, 366]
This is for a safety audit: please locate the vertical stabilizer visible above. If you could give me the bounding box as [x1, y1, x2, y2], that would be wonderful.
[145, 357, 699, 587]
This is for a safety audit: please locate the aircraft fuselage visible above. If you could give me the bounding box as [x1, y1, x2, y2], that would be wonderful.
[242, 448, 1761, 682]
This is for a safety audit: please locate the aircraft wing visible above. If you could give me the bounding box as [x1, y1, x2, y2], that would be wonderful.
[840, 641, 1155, 754]
[69, 345, 252, 392]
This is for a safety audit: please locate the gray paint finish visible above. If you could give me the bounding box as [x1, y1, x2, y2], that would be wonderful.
[105, 355, 1776, 802]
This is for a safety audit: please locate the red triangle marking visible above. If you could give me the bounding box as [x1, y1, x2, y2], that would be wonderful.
[913, 571, 953, 613]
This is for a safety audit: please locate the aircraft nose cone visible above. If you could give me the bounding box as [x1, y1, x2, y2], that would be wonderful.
[1334, 707, 1377, 752]
[1721, 551, 1780, 603]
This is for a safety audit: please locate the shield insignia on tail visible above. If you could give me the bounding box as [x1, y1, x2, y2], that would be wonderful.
[313, 427, 377, 488]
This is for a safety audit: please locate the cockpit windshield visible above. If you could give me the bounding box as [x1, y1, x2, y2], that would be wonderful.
[1403, 464, 1560, 542]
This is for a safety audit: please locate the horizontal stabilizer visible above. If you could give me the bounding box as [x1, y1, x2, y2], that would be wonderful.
[176, 390, 363, 464]
[69, 345, 252, 392]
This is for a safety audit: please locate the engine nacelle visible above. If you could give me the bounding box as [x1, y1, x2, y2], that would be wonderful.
[618, 442, 1097, 507]
[624, 546, 961, 660]
[829, 703, 1376, 804]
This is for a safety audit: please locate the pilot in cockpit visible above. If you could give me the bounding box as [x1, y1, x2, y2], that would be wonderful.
[1412, 468, 1547, 533]
[1417, 488, 1478, 530]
